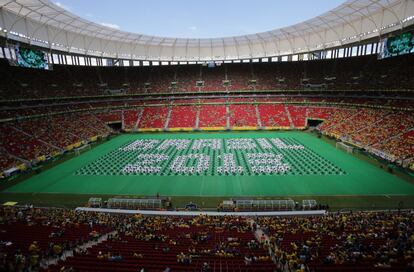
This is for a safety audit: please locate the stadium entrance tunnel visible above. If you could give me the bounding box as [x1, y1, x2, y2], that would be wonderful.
[107, 122, 122, 131]
[307, 118, 324, 128]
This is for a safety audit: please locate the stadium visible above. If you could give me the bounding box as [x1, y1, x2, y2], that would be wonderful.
[0, 0, 414, 271]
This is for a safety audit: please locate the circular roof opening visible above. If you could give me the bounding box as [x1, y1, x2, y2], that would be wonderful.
[53, 0, 345, 39]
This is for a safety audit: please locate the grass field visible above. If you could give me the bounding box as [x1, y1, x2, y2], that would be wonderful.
[3, 132, 414, 202]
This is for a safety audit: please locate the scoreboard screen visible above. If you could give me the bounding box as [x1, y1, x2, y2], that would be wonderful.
[8, 45, 51, 70]
[379, 32, 414, 59]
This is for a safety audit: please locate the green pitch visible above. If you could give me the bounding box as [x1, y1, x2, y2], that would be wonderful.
[4, 132, 414, 197]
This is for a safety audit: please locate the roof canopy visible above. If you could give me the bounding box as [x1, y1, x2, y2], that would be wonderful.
[0, 0, 413, 61]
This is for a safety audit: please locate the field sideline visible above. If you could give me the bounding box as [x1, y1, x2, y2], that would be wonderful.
[3, 132, 414, 199]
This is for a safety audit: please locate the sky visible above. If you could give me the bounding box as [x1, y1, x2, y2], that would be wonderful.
[53, 0, 345, 38]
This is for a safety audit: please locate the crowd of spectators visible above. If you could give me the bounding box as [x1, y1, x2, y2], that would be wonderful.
[123, 110, 140, 130]
[319, 108, 414, 164]
[168, 104, 198, 128]
[1, 54, 413, 98]
[0, 206, 120, 272]
[0, 112, 113, 174]
[229, 103, 258, 127]
[46, 213, 274, 271]
[138, 107, 169, 129]
[258, 104, 291, 127]
[1, 206, 413, 271]
[256, 210, 414, 271]
[1, 97, 413, 173]
[199, 104, 228, 128]
[1, 53, 414, 172]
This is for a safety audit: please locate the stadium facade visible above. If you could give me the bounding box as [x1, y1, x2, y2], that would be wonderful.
[0, 0, 413, 61]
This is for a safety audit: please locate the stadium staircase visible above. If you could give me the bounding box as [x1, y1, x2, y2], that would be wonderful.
[0, 147, 26, 164]
[121, 110, 125, 130]
[369, 127, 414, 147]
[12, 126, 63, 151]
[284, 105, 294, 129]
[322, 110, 360, 131]
[305, 107, 309, 122]
[68, 130, 84, 142]
[44, 217, 275, 272]
[226, 103, 230, 129]
[133, 109, 143, 132]
[42, 230, 119, 270]
[195, 105, 201, 129]
[351, 113, 391, 138]
[91, 112, 112, 131]
[164, 104, 172, 129]
[255, 103, 262, 128]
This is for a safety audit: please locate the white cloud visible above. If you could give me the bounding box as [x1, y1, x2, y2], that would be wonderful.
[53, 2, 72, 11]
[99, 22, 121, 30]
[189, 26, 197, 31]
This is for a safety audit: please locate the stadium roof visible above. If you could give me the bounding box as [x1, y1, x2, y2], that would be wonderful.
[0, 0, 413, 61]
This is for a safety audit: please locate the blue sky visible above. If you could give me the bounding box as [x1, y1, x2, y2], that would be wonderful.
[54, 0, 345, 38]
